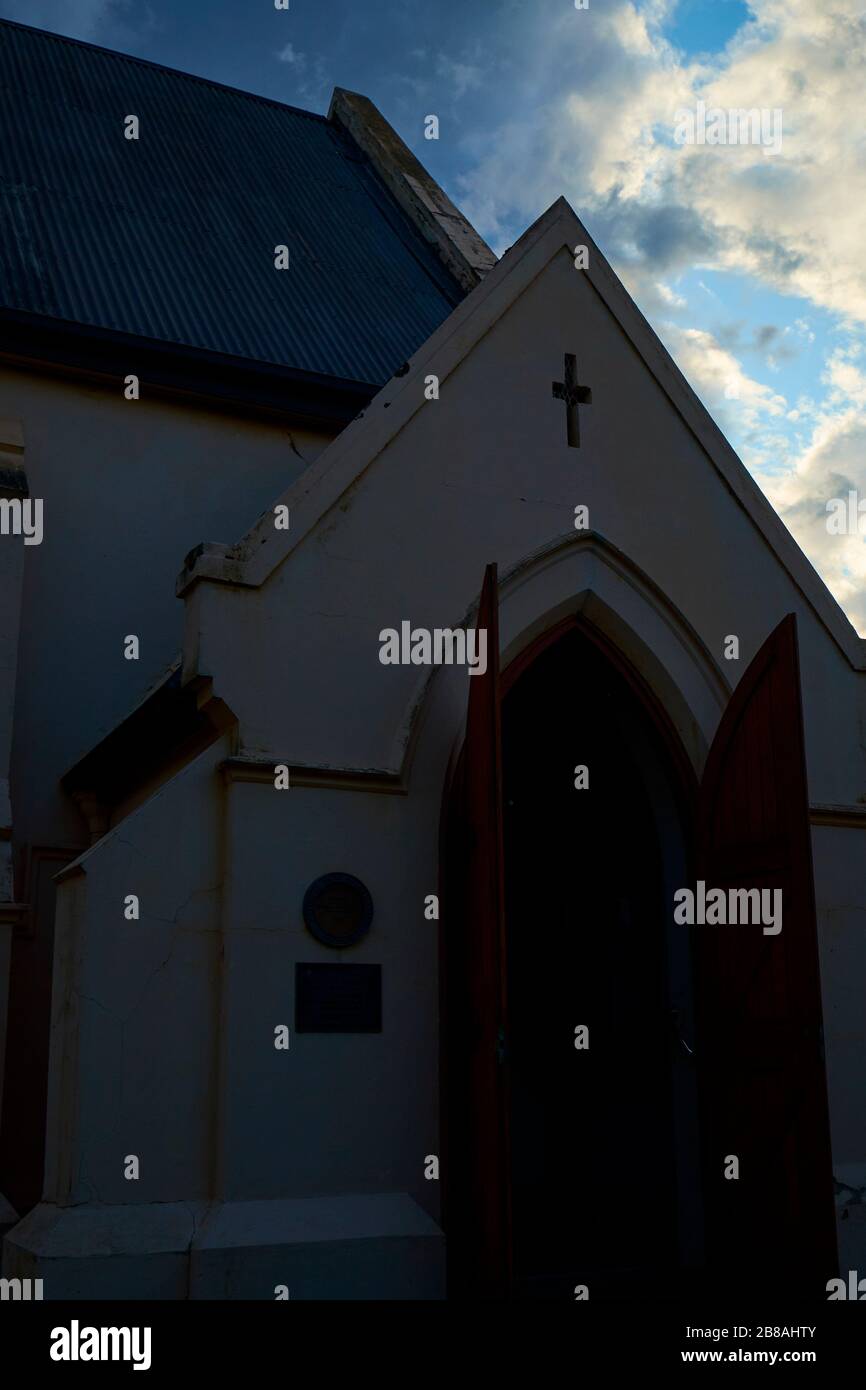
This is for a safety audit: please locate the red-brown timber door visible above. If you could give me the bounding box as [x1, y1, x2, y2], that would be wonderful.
[441, 563, 513, 1299]
[696, 613, 837, 1288]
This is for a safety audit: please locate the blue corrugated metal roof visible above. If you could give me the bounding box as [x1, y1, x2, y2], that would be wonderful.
[0, 20, 464, 386]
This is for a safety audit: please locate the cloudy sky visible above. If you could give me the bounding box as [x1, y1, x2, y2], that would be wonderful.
[4, 0, 866, 630]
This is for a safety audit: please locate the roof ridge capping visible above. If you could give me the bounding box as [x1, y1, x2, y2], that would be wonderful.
[329, 88, 497, 294]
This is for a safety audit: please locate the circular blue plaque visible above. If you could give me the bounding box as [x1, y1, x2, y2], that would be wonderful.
[303, 873, 373, 949]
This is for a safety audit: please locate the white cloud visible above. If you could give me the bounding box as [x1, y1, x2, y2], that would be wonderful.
[753, 344, 866, 632]
[459, 0, 866, 326]
[276, 43, 305, 68]
[663, 324, 788, 437]
[824, 351, 866, 409]
[273, 40, 328, 105]
[655, 280, 687, 308]
[436, 54, 484, 99]
[457, 1, 697, 252]
[766, 405, 866, 633]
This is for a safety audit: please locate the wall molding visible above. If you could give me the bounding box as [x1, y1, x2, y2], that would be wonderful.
[219, 758, 406, 795]
[809, 803, 866, 829]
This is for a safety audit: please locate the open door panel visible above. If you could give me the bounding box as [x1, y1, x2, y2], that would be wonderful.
[696, 614, 837, 1290]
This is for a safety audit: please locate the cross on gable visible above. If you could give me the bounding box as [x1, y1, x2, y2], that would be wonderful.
[552, 353, 592, 448]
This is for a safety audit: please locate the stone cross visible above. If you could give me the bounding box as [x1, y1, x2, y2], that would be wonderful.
[552, 353, 592, 448]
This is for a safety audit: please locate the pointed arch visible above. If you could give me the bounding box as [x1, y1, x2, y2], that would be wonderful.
[408, 530, 730, 793]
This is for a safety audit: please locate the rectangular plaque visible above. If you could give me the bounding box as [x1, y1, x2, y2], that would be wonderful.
[295, 963, 382, 1033]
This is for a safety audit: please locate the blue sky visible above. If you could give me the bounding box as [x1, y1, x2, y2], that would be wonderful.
[5, 0, 866, 628]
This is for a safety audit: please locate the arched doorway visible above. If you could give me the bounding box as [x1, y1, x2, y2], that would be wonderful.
[440, 569, 837, 1301]
[501, 621, 701, 1298]
[441, 607, 704, 1300]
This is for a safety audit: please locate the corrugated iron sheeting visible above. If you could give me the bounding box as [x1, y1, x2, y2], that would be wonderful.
[0, 21, 464, 385]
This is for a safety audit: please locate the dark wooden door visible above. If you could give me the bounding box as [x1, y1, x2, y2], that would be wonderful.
[696, 614, 837, 1288]
[441, 564, 512, 1298]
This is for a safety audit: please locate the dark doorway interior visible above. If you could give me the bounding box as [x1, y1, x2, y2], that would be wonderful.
[501, 627, 700, 1298]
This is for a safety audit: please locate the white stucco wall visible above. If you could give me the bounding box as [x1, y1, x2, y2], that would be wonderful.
[0, 368, 333, 851]
[43, 733, 231, 1208]
[217, 775, 440, 1211]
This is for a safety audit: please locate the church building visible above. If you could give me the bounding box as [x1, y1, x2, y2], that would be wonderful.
[1, 18, 865, 1300]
